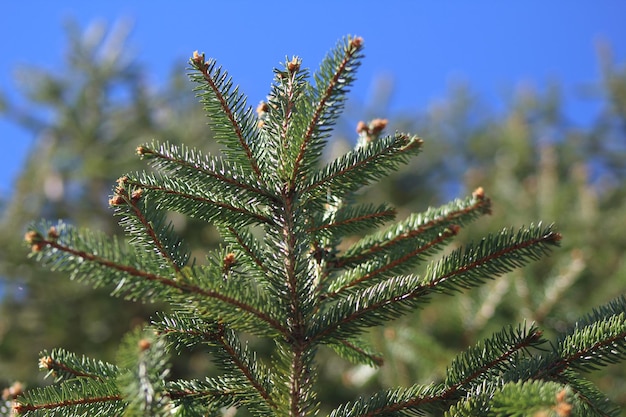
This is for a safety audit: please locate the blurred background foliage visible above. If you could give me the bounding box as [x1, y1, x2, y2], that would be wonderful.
[1, 22, 625, 413]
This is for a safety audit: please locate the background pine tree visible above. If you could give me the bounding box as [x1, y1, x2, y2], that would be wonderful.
[2, 25, 626, 416]
[0, 22, 222, 390]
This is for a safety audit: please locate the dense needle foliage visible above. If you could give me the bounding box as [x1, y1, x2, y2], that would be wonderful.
[9, 35, 626, 416]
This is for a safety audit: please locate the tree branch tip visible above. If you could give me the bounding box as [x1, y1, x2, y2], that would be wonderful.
[38, 355, 54, 371]
[138, 338, 151, 352]
[350, 36, 364, 49]
[24, 230, 43, 245]
[472, 186, 485, 200]
[287, 56, 301, 73]
[191, 50, 206, 68]
[548, 232, 563, 243]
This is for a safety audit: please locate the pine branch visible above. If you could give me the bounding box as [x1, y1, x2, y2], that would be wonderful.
[326, 224, 459, 298]
[558, 312, 626, 372]
[116, 330, 172, 416]
[316, 190, 490, 301]
[307, 202, 397, 239]
[328, 384, 445, 417]
[13, 377, 124, 416]
[220, 226, 272, 281]
[38, 348, 119, 383]
[557, 371, 621, 417]
[166, 377, 251, 414]
[137, 140, 276, 203]
[26, 221, 181, 301]
[443, 323, 545, 392]
[154, 312, 277, 414]
[121, 173, 273, 228]
[444, 381, 580, 417]
[189, 52, 264, 180]
[261, 192, 318, 320]
[325, 338, 384, 367]
[302, 132, 423, 201]
[311, 225, 561, 342]
[527, 296, 626, 384]
[26, 222, 286, 336]
[292, 35, 364, 183]
[164, 263, 288, 336]
[337, 188, 491, 268]
[263, 190, 320, 416]
[422, 223, 561, 294]
[261, 56, 310, 184]
[112, 176, 191, 271]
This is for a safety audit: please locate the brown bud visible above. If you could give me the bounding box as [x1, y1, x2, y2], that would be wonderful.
[287, 57, 300, 73]
[472, 186, 485, 200]
[115, 185, 125, 196]
[554, 389, 572, 416]
[447, 224, 461, 235]
[256, 101, 269, 116]
[223, 252, 237, 270]
[109, 195, 126, 207]
[138, 339, 151, 351]
[192, 50, 205, 65]
[114, 177, 129, 198]
[383, 327, 396, 340]
[131, 189, 143, 202]
[356, 121, 368, 134]
[549, 232, 563, 243]
[38, 356, 54, 370]
[30, 243, 44, 253]
[24, 230, 43, 245]
[47, 226, 59, 240]
[369, 118, 388, 135]
[350, 36, 364, 49]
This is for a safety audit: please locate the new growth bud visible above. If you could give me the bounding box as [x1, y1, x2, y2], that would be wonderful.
[131, 189, 143, 202]
[138, 339, 151, 352]
[109, 176, 140, 207]
[223, 252, 237, 271]
[47, 226, 59, 240]
[350, 36, 364, 49]
[24, 230, 43, 245]
[38, 356, 54, 371]
[108, 195, 126, 207]
[369, 118, 388, 135]
[256, 101, 269, 117]
[356, 118, 388, 147]
[447, 224, 461, 235]
[256, 101, 269, 128]
[25, 230, 45, 252]
[192, 50, 207, 69]
[287, 57, 301, 73]
[356, 118, 388, 136]
[472, 187, 485, 200]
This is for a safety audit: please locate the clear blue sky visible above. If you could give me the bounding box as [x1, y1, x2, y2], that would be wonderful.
[1, 2, 625, 199]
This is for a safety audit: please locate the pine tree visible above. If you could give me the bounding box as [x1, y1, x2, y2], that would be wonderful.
[10, 35, 626, 416]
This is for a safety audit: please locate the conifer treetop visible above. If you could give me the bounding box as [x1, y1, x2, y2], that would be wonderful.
[12, 35, 626, 417]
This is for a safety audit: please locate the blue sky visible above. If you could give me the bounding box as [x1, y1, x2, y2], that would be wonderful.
[1, 2, 625, 199]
